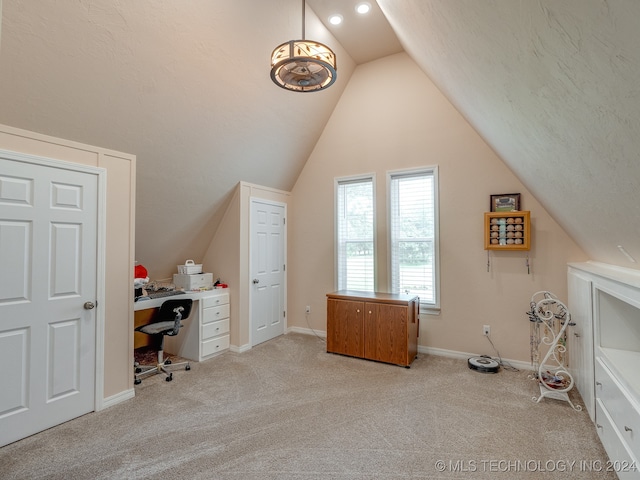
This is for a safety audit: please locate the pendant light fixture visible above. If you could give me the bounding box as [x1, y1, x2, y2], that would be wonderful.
[270, 0, 337, 92]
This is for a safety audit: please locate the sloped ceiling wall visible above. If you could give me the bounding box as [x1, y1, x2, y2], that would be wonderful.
[0, 0, 355, 278]
[379, 0, 640, 269]
[1, 0, 639, 277]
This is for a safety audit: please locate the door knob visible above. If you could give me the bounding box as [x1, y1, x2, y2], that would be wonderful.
[84, 301, 96, 310]
[252, 279, 260, 284]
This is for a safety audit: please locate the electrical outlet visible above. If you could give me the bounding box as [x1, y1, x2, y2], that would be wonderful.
[305, 305, 311, 314]
[483, 325, 490, 336]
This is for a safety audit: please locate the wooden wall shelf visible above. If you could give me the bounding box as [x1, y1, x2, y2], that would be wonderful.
[484, 211, 531, 251]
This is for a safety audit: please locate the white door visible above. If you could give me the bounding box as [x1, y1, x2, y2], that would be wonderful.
[0, 152, 100, 447]
[250, 199, 286, 346]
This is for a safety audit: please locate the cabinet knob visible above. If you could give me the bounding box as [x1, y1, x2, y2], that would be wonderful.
[356, 309, 360, 313]
[369, 311, 372, 314]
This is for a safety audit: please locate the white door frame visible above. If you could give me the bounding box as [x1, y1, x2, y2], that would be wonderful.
[249, 197, 287, 348]
[1, 148, 107, 411]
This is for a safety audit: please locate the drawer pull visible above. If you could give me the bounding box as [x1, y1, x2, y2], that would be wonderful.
[596, 424, 603, 429]
[625, 426, 633, 432]
[595, 381, 602, 387]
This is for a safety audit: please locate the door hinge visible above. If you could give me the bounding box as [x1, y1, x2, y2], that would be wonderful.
[283, 218, 286, 225]
[283, 310, 286, 318]
[283, 264, 286, 271]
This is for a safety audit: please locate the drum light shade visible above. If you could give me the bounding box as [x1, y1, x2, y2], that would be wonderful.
[270, 40, 337, 92]
[270, 1, 337, 92]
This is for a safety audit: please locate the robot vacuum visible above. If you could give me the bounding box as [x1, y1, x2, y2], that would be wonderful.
[468, 355, 500, 374]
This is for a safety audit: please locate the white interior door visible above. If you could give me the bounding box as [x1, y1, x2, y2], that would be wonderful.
[250, 199, 286, 346]
[0, 151, 100, 447]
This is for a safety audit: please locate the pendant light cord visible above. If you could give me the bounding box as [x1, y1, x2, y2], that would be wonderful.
[301, 0, 306, 40]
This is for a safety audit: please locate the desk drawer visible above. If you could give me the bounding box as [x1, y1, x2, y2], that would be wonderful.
[595, 399, 639, 479]
[202, 334, 230, 357]
[202, 318, 229, 340]
[202, 293, 229, 308]
[202, 304, 230, 324]
[595, 358, 640, 457]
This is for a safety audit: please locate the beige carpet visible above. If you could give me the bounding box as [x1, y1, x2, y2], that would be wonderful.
[1, 333, 615, 479]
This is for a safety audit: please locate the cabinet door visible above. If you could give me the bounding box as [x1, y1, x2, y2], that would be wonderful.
[327, 299, 364, 357]
[567, 268, 595, 421]
[364, 302, 408, 365]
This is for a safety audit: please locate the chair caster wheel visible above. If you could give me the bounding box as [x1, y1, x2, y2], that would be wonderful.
[166, 374, 173, 382]
[165, 359, 172, 365]
[185, 364, 191, 371]
[135, 367, 142, 373]
[134, 378, 141, 385]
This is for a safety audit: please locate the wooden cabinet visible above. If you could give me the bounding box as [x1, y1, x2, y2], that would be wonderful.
[326, 291, 419, 367]
[484, 211, 530, 250]
[327, 298, 364, 358]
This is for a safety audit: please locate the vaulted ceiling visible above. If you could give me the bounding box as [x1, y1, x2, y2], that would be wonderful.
[1, 1, 639, 275]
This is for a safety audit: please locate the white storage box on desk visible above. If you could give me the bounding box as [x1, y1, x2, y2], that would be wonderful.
[173, 272, 213, 290]
[177, 259, 202, 274]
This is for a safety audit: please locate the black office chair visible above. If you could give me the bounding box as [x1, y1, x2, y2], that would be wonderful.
[134, 299, 193, 384]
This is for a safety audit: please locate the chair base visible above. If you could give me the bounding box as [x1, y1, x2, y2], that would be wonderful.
[134, 353, 190, 384]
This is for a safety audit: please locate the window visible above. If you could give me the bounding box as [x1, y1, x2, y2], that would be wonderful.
[389, 167, 439, 309]
[336, 176, 375, 291]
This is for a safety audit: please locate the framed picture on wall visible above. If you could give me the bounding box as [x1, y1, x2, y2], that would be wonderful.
[490, 193, 520, 212]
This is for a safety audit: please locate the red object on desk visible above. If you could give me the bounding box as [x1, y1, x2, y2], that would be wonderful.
[134, 264, 148, 279]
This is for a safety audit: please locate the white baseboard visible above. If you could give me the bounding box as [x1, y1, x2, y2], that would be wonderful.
[99, 387, 135, 410]
[287, 326, 326, 338]
[229, 343, 252, 354]
[288, 329, 532, 371]
[419, 345, 533, 371]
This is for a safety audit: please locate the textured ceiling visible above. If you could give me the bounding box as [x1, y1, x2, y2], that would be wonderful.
[1, 0, 639, 275]
[378, 0, 640, 268]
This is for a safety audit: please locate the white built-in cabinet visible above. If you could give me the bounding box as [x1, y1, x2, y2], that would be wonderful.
[568, 262, 640, 479]
[165, 292, 230, 361]
[567, 267, 595, 420]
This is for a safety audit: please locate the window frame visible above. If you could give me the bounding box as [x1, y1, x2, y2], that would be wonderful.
[386, 166, 440, 313]
[334, 173, 377, 292]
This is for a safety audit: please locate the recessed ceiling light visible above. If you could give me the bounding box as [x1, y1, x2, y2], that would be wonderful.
[328, 14, 343, 25]
[355, 2, 371, 15]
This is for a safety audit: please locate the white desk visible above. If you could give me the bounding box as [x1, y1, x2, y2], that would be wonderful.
[135, 289, 230, 362]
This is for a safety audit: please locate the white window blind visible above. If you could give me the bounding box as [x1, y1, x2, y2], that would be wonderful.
[389, 169, 438, 306]
[336, 177, 375, 291]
